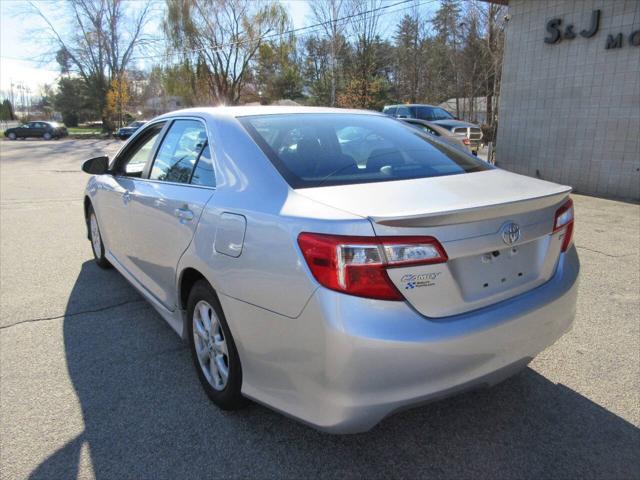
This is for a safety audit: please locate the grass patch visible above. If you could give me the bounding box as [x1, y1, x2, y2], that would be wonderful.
[68, 127, 103, 135]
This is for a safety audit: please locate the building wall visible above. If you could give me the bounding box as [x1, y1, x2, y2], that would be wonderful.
[496, 0, 640, 200]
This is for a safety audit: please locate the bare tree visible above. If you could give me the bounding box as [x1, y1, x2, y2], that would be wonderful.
[164, 0, 287, 105]
[345, 0, 384, 107]
[29, 0, 154, 126]
[478, 0, 507, 133]
[309, 0, 347, 106]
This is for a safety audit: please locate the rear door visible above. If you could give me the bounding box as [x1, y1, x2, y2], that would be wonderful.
[31, 122, 46, 137]
[124, 118, 215, 310]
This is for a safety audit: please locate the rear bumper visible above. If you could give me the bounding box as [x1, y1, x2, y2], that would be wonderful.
[223, 246, 579, 433]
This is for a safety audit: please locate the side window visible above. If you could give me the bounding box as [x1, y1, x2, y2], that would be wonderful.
[383, 106, 396, 116]
[117, 124, 164, 177]
[415, 106, 436, 121]
[190, 144, 216, 187]
[150, 120, 206, 184]
[396, 106, 410, 118]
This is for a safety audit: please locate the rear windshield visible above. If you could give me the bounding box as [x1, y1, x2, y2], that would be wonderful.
[239, 113, 490, 189]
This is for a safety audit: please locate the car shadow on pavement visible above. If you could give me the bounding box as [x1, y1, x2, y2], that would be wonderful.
[30, 261, 640, 479]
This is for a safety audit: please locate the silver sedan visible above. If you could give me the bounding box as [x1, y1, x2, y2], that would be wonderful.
[400, 117, 475, 153]
[82, 106, 579, 433]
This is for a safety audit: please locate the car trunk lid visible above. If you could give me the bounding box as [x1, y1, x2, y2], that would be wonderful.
[297, 169, 572, 317]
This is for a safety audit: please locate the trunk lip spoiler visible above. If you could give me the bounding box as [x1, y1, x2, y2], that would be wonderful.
[370, 188, 572, 228]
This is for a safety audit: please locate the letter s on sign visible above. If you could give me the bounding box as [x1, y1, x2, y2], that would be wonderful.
[545, 18, 562, 44]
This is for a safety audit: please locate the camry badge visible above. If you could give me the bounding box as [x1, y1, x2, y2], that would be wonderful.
[501, 222, 521, 246]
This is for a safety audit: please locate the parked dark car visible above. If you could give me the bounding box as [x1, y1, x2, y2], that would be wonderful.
[383, 104, 483, 154]
[4, 121, 68, 140]
[115, 120, 147, 140]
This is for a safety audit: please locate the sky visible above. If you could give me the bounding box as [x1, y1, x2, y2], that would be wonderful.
[0, 0, 312, 98]
[0, 1, 61, 96]
[0, 0, 439, 101]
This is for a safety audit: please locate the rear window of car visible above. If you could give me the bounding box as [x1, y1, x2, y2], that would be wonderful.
[239, 113, 490, 189]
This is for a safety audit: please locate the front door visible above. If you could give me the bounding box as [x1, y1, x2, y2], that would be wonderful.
[96, 122, 165, 265]
[125, 118, 216, 310]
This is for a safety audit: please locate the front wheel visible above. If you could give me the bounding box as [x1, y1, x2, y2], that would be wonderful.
[88, 205, 111, 269]
[7, 132, 16, 140]
[188, 280, 246, 410]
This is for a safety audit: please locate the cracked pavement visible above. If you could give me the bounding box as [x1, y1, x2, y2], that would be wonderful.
[1, 139, 639, 479]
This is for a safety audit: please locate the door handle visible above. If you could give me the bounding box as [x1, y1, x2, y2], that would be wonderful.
[174, 207, 194, 222]
[122, 191, 131, 205]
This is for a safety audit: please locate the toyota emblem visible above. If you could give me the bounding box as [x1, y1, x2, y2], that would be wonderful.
[501, 222, 521, 246]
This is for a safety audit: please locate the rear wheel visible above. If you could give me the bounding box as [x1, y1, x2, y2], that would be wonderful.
[88, 205, 111, 269]
[187, 280, 246, 410]
[43, 132, 52, 140]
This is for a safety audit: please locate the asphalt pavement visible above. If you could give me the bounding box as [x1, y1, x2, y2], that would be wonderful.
[1, 138, 639, 479]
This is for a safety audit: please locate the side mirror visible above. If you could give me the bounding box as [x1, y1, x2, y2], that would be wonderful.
[82, 156, 110, 175]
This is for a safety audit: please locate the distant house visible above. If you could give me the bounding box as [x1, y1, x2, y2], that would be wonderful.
[144, 96, 184, 116]
[438, 97, 496, 125]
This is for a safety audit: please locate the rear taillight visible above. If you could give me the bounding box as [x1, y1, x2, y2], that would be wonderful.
[462, 138, 470, 145]
[553, 198, 574, 252]
[297, 233, 448, 301]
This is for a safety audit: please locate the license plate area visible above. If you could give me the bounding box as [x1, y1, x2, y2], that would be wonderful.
[449, 240, 546, 302]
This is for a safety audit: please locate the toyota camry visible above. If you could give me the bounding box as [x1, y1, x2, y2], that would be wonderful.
[82, 106, 579, 433]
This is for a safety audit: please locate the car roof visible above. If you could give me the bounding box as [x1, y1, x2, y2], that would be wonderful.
[156, 105, 385, 120]
[384, 104, 438, 108]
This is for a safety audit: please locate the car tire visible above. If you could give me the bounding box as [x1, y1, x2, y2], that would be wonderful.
[87, 204, 111, 269]
[7, 132, 16, 140]
[43, 132, 52, 140]
[187, 280, 247, 410]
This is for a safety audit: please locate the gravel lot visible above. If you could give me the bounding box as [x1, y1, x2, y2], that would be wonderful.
[1, 138, 639, 479]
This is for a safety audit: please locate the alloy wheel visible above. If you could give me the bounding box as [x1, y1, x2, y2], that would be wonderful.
[90, 213, 102, 258]
[193, 300, 229, 391]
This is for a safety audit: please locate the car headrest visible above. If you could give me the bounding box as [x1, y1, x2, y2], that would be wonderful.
[366, 148, 402, 172]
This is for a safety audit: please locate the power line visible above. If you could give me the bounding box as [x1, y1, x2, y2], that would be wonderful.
[129, 0, 438, 62]
[2, 0, 439, 68]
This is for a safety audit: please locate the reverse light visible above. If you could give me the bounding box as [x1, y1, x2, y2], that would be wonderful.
[553, 198, 574, 252]
[297, 233, 448, 301]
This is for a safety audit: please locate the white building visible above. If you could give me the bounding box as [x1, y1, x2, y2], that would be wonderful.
[491, 0, 639, 200]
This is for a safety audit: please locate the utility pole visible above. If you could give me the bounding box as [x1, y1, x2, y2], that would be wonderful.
[26, 86, 31, 117]
[9, 81, 15, 110]
[452, 21, 466, 119]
